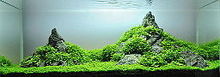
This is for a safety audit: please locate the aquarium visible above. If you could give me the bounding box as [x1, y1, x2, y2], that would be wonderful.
[0, 0, 219, 77]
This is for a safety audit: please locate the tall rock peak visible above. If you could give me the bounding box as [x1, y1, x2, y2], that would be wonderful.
[48, 28, 67, 52]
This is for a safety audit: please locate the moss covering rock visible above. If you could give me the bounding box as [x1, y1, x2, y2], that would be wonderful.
[113, 12, 209, 68]
[21, 29, 90, 67]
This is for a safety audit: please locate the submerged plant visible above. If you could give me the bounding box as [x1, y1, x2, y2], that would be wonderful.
[0, 56, 12, 67]
[101, 44, 119, 61]
[111, 53, 125, 61]
[199, 40, 220, 60]
[21, 42, 90, 67]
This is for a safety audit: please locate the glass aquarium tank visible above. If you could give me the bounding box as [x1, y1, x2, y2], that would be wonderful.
[0, 0, 219, 77]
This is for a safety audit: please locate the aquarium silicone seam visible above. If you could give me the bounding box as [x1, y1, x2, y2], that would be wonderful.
[200, 0, 218, 9]
[0, 0, 21, 10]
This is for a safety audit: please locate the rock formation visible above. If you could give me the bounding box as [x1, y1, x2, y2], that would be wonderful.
[48, 28, 67, 52]
[21, 28, 79, 67]
[117, 54, 141, 65]
[117, 11, 208, 68]
[181, 51, 208, 68]
[142, 11, 164, 52]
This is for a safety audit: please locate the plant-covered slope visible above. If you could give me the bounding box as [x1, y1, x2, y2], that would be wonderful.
[0, 56, 11, 67]
[107, 12, 209, 67]
[113, 25, 208, 67]
[21, 29, 91, 67]
[199, 40, 220, 60]
[21, 42, 91, 67]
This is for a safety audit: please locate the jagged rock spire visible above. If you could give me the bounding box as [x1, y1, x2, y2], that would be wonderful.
[48, 28, 67, 52]
[142, 11, 159, 28]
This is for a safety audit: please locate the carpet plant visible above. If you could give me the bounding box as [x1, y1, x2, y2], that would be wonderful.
[0, 60, 219, 74]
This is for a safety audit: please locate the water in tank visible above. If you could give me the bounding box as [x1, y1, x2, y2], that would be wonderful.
[0, 0, 219, 77]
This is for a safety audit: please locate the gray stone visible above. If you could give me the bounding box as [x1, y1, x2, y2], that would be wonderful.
[51, 62, 59, 66]
[117, 54, 141, 65]
[48, 28, 67, 52]
[39, 62, 45, 67]
[181, 51, 208, 68]
[50, 61, 67, 66]
[151, 45, 163, 53]
[142, 11, 158, 28]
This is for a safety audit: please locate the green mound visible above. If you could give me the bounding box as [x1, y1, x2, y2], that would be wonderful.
[199, 40, 220, 60]
[21, 42, 91, 67]
[101, 25, 210, 67]
[0, 56, 12, 67]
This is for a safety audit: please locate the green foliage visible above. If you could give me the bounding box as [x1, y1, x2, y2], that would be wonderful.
[199, 40, 220, 60]
[101, 44, 119, 61]
[36, 46, 57, 54]
[120, 36, 151, 54]
[20, 56, 41, 67]
[139, 52, 167, 67]
[111, 53, 125, 61]
[34, 46, 57, 60]
[118, 26, 162, 43]
[86, 49, 103, 61]
[1, 60, 220, 74]
[21, 42, 91, 67]
[139, 49, 186, 67]
[45, 52, 72, 66]
[65, 42, 83, 53]
[21, 46, 58, 67]
[0, 56, 11, 67]
[65, 42, 91, 64]
[116, 25, 195, 67]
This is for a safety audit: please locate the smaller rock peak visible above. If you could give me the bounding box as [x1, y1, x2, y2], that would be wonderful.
[142, 11, 159, 28]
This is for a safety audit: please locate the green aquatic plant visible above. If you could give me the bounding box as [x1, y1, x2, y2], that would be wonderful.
[139, 49, 185, 67]
[120, 36, 151, 54]
[86, 49, 103, 61]
[199, 40, 220, 60]
[0, 56, 12, 67]
[115, 25, 209, 67]
[21, 42, 90, 67]
[1, 60, 219, 75]
[101, 44, 120, 61]
[139, 52, 167, 67]
[111, 53, 125, 61]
